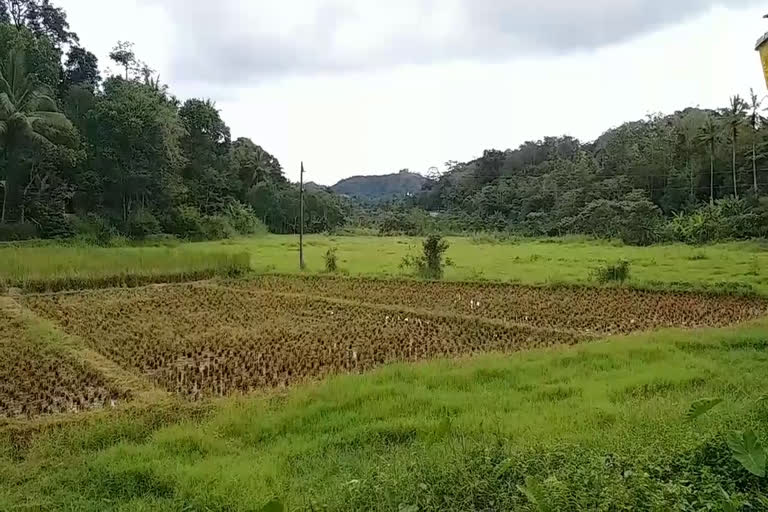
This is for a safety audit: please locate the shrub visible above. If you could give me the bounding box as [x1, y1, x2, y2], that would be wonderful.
[224, 202, 267, 236]
[71, 214, 118, 246]
[163, 206, 205, 240]
[0, 222, 38, 242]
[125, 210, 161, 239]
[200, 215, 237, 241]
[592, 260, 631, 284]
[324, 247, 339, 272]
[401, 234, 450, 279]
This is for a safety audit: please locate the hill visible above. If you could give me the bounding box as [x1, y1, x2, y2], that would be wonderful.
[331, 169, 427, 201]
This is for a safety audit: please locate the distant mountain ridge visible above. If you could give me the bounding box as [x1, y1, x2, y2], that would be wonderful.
[331, 170, 427, 201]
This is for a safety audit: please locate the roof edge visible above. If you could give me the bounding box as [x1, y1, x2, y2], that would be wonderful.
[756, 31, 768, 50]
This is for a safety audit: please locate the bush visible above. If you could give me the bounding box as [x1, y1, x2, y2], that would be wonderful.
[125, 210, 161, 239]
[401, 234, 450, 279]
[71, 214, 118, 246]
[0, 222, 38, 242]
[163, 206, 205, 240]
[224, 202, 267, 236]
[324, 247, 338, 272]
[200, 215, 237, 241]
[592, 260, 631, 284]
[379, 209, 435, 236]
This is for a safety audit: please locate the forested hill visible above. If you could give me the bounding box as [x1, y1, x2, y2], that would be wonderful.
[332, 170, 427, 201]
[399, 103, 768, 244]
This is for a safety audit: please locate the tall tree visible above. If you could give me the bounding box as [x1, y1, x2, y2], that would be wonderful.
[0, 0, 77, 47]
[85, 77, 185, 222]
[178, 98, 236, 213]
[109, 41, 136, 80]
[0, 50, 72, 222]
[231, 137, 284, 192]
[697, 116, 720, 205]
[748, 88, 763, 194]
[721, 95, 747, 199]
[62, 45, 100, 91]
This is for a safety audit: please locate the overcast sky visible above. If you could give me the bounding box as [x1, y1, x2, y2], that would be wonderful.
[59, 0, 768, 185]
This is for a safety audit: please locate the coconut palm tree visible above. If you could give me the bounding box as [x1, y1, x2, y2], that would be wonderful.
[720, 95, 747, 199]
[0, 50, 72, 223]
[698, 116, 720, 204]
[748, 89, 764, 194]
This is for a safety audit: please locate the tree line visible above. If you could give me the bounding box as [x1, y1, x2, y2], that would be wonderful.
[1, 0, 767, 246]
[0, 0, 346, 242]
[369, 101, 768, 245]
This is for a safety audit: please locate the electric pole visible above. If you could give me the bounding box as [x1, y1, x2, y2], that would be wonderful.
[299, 161, 305, 270]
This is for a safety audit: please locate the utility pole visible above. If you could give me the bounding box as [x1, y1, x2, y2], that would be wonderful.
[299, 161, 305, 270]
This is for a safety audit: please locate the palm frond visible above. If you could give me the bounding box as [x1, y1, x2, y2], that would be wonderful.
[28, 111, 72, 131]
[0, 93, 14, 119]
[0, 71, 12, 99]
[28, 91, 58, 113]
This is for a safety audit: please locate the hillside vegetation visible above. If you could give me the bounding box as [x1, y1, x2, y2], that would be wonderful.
[332, 170, 427, 201]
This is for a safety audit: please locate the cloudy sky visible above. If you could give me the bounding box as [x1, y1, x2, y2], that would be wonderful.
[59, 0, 768, 184]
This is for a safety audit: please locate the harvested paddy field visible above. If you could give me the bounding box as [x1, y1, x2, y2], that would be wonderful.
[0, 309, 127, 419]
[237, 275, 768, 334]
[18, 276, 768, 402]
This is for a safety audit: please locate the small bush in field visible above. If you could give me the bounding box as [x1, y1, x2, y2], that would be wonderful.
[592, 260, 630, 284]
[324, 247, 339, 273]
[401, 234, 450, 279]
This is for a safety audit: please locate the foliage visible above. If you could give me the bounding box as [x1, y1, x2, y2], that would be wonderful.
[0, 49, 74, 223]
[727, 430, 766, 477]
[200, 214, 237, 241]
[0, 0, 78, 47]
[592, 260, 631, 284]
[401, 234, 450, 279]
[125, 209, 161, 239]
[324, 247, 338, 272]
[686, 398, 723, 421]
[223, 201, 267, 236]
[0, 219, 34, 240]
[71, 213, 118, 246]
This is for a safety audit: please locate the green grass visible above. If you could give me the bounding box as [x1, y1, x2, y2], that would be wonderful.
[2, 235, 767, 293]
[2, 321, 768, 510]
[196, 235, 768, 294]
[2, 235, 768, 509]
[0, 244, 250, 291]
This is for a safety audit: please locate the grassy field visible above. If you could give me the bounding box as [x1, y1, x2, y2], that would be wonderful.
[1, 319, 767, 510]
[0, 244, 249, 291]
[1, 234, 767, 293]
[1, 235, 768, 510]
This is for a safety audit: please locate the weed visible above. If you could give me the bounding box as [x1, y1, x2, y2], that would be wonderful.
[324, 247, 339, 273]
[592, 260, 631, 284]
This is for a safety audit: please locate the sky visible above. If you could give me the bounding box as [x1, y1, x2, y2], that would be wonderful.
[58, 0, 768, 185]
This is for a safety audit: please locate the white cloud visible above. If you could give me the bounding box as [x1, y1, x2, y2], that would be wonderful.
[58, 1, 768, 184]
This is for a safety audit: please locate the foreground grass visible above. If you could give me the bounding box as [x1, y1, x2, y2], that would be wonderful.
[2, 321, 768, 510]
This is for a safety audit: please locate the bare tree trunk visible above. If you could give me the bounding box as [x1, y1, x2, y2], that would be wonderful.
[753, 140, 759, 194]
[20, 174, 34, 225]
[689, 158, 695, 203]
[710, 152, 714, 205]
[1, 182, 6, 224]
[732, 137, 739, 199]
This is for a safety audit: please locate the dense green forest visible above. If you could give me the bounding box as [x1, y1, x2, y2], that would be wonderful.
[371, 104, 768, 245]
[0, 0, 767, 245]
[0, 0, 345, 242]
